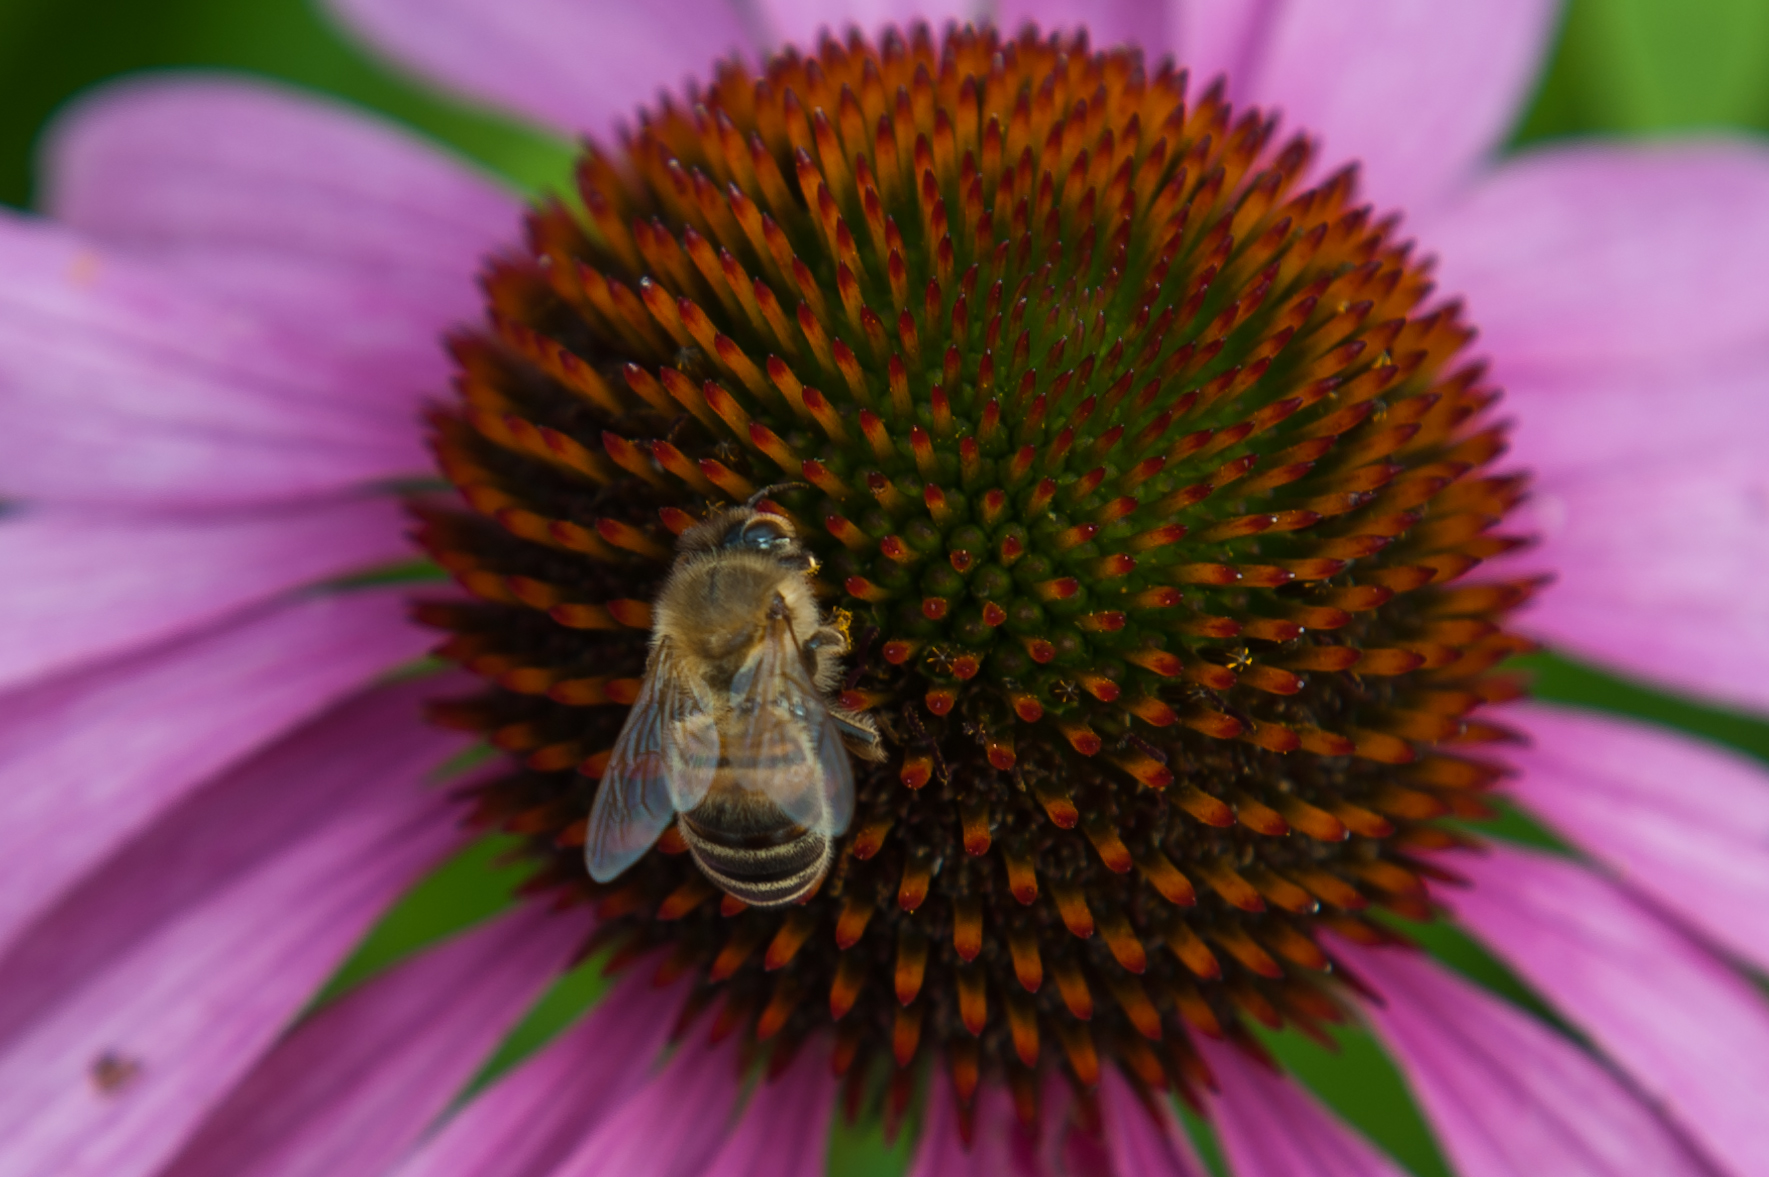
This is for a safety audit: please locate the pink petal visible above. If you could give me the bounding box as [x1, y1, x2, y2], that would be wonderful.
[1497, 347, 1767, 478]
[389, 974, 687, 1177]
[43, 77, 519, 401]
[1222, 0, 1557, 212]
[756, 1, 981, 49]
[1337, 940, 1710, 1177]
[1419, 140, 1769, 371]
[47, 76, 515, 285]
[1449, 842, 1769, 1177]
[908, 1073, 1041, 1177]
[0, 497, 409, 693]
[548, 1032, 745, 1177]
[700, 1040, 836, 1177]
[0, 214, 425, 507]
[1195, 1037, 1408, 1177]
[1097, 1068, 1208, 1177]
[160, 906, 586, 1177]
[0, 680, 466, 1177]
[1490, 347, 1768, 718]
[1512, 437, 1769, 715]
[0, 588, 428, 956]
[1172, 1, 1281, 102]
[904, 1074, 969, 1177]
[1504, 704, 1769, 975]
[907, 1072, 1174, 1177]
[996, 0, 1172, 53]
[322, 0, 755, 140]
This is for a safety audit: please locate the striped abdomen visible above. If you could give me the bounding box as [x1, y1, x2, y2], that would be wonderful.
[677, 720, 837, 907]
[678, 789, 832, 907]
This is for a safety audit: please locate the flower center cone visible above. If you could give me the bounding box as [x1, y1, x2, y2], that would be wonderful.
[414, 21, 1539, 1136]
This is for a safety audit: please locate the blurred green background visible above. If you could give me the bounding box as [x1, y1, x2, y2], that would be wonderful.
[4, 1, 1767, 1173]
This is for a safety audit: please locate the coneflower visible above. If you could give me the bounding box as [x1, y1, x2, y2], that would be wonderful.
[1, 3, 1766, 1176]
[419, 23, 1531, 1133]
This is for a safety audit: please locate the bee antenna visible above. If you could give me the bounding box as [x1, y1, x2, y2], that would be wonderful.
[745, 482, 809, 510]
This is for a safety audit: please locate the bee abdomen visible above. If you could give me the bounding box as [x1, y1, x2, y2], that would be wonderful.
[679, 806, 832, 908]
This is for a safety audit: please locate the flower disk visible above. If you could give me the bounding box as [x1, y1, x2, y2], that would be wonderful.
[417, 23, 1537, 1127]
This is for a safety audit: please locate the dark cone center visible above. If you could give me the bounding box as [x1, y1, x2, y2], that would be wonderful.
[413, 21, 1535, 1130]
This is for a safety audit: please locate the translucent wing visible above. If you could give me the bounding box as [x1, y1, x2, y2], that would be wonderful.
[724, 619, 855, 836]
[583, 638, 718, 882]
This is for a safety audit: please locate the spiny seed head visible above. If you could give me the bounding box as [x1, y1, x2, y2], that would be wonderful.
[415, 21, 1535, 1128]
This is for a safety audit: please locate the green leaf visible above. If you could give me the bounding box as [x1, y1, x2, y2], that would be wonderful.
[827, 1110, 915, 1177]
[1517, 0, 1769, 142]
[1259, 1024, 1448, 1177]
[1522, 651, 1769, 766]
[463, 953, 613, 1095]
[0, 0, 573, 208]
[1586, 0, 1769, 131]
[311, 833, 527, 1005]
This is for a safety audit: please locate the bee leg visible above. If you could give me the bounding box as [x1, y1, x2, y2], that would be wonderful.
[831, 707, 887, 761]
[807, 615, 881, 757]
[806, 624, 850, 655]
[805, 626, 850, 691]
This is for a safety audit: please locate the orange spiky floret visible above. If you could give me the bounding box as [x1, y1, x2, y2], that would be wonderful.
[416, 22, 1532, 1124]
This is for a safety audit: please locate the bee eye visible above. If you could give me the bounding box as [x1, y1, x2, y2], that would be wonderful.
[726, 518, 791, 552]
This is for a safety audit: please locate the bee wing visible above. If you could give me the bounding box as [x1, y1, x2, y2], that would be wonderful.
[725, 619, 855, 837]
[584, 638, 719, 882]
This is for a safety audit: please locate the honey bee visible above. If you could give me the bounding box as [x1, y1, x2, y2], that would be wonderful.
[584, 494, 884, 907]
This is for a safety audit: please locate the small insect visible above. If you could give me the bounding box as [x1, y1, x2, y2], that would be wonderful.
[89, 1049, 141, 1094]
[584, 492, 884, 907]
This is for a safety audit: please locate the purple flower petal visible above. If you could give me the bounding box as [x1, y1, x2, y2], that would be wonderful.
[995, 0, 1170, 54]
[1195, 1036, 1408, 1177]
[1497, 349, 1767, 478]
[0, 216, 427, 506]
[1419, 140, 1769, 371]
[0, 588, 428, 957]
[1489, 341, 1769, 717]
[1097, 1068, 1208, 1177]
[1515, 436, 1769, 715]
[903, 1074, 968, 1177]
[1338, 940, 1711, 1177]
[0, 498, 410, 693]
[1506, 704, 1769, 974]
[322, 0, 756, 140]
[910, 1068, 1200, 1177]
[46, 76, 517, 283]
[0, 680, 466, 1177]
[160, 905, 587, 1177]
[388, 975, 688, 1177]
[1221, 0, 1558, 212]
[1172, 1, 1281, 102]
[699, 1040, 836, 1177]
[547, 1032, 745, 1177]
[756, 1, 981, 49]
[908, 1073, 1039, 1177]
[43, 76, 521, 405]
[1451, 842, 1769, 1176]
